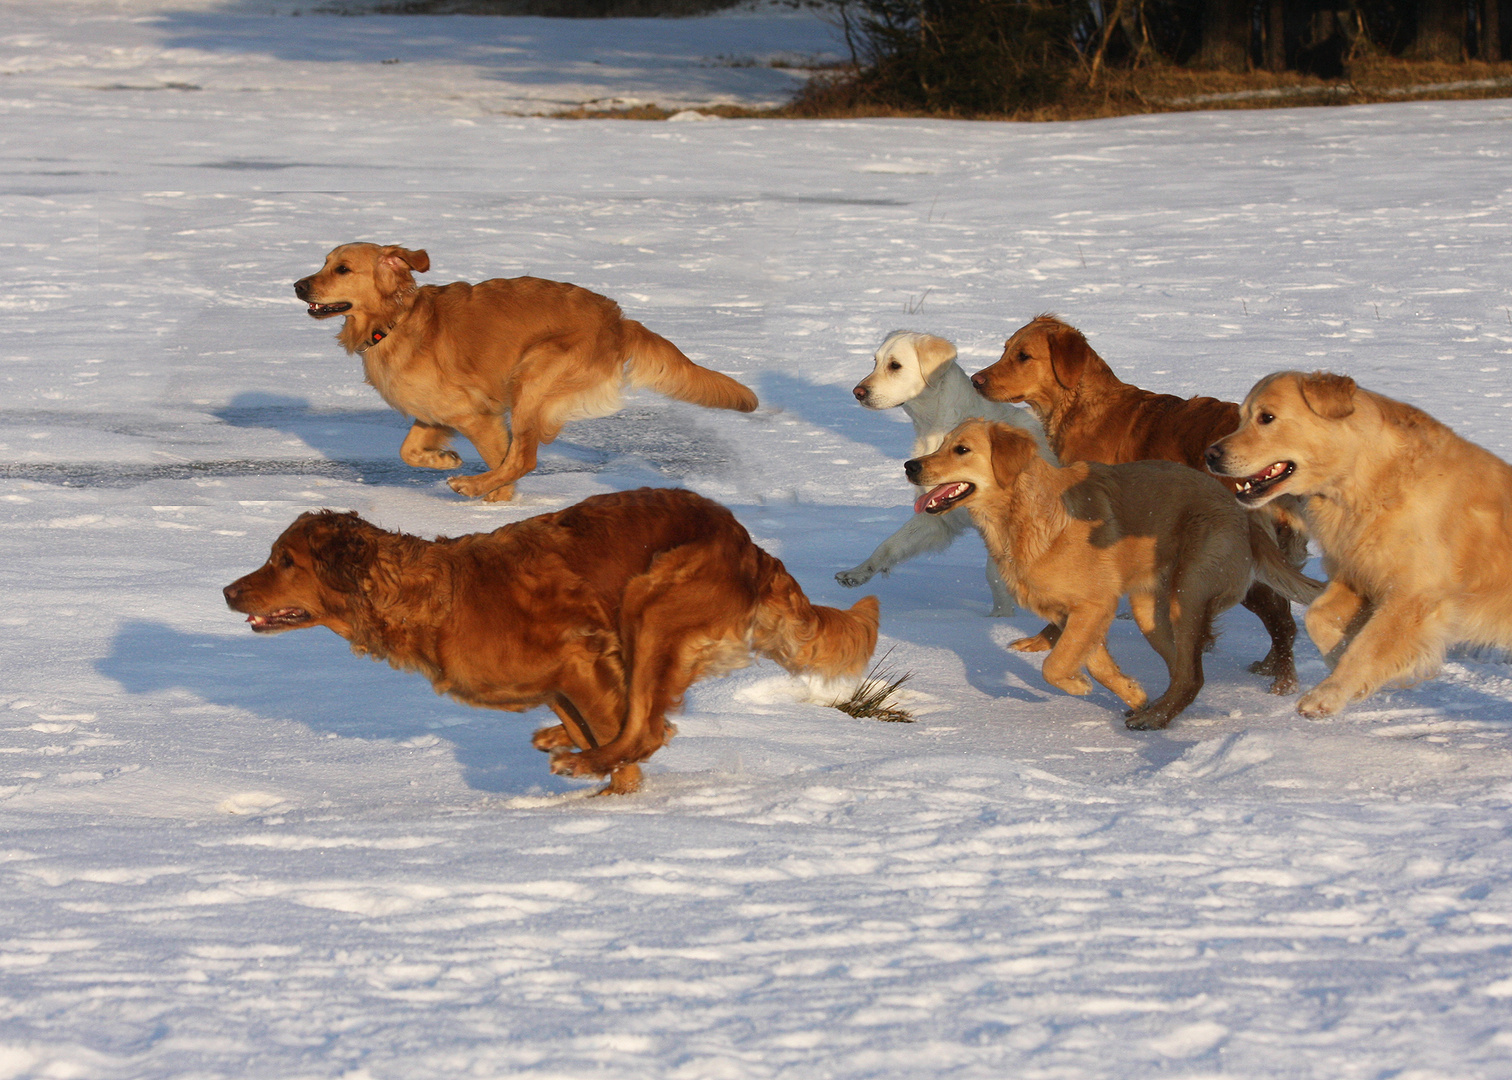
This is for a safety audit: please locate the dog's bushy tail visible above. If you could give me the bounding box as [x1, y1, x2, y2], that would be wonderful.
[1248, 517, 1325, 606]
[751, 552, 880, 679]
[624, 321, 758, 413]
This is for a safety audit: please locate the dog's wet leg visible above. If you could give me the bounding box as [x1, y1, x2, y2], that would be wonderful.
[1242, 582, 1300, 694]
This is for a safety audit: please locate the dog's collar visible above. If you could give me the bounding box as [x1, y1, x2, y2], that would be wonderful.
[356, 327, 390, 353]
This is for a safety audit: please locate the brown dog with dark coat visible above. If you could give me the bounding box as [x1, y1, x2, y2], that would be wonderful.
[970, 315, 1309, 694]
[294, 243, 758, 502]
[223, 488, 879, 794]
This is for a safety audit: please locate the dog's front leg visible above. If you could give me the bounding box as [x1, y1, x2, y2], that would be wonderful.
[836, 508, 965, 587]
[1039, 605, 1117, 698]
[399, 420, 463, 470]
[1303, 578, 1371, 667]
[447, 414, 520, 502]
[1297, 594, 1447, 717]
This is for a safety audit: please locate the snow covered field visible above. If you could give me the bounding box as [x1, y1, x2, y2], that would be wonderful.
[4, 1, 1512, 1076]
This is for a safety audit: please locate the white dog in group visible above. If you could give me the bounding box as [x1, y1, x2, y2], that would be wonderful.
[836, 331, 1053, 615]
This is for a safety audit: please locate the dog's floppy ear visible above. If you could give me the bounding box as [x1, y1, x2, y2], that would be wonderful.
[1046, 323, 1093, 392]
[914, 334, 958, 381]
[1298, 371, 1356, 420]
[988, 422, 1038, 488]
[378, 246, 430, 275]
[299, 511, 378, 594]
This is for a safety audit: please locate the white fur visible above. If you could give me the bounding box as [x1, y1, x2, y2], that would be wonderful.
[836, 331, 1053, 615]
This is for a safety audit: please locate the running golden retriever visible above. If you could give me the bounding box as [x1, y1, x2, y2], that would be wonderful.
[908, 421, 1322, 729]
[294, 243, 759, 502]
[970, 314, 1310, 693]
[1206, 371, 1512, 717]
[223, 488, 879, 794]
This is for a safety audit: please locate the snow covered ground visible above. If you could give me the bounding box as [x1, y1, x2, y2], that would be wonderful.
[4, 1, 1512, 1076]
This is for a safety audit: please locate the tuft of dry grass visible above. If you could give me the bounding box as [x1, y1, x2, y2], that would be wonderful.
[830, 651, 915, 723]
[782, 57, 1512, 122]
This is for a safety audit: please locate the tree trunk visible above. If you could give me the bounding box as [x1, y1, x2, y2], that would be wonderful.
[1197, 0, 1254, 69]
[1413, 0, 1466, 60]
[1265, 0, 1286, 69]
[1481, 0, 1502, 60]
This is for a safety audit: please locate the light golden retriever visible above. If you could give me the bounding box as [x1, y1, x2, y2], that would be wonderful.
[970, 313, 1310, 692]
[223, 488, 879, 794]
[1206, 371, 1512, 717]
[294, 243, 759, 502]
[908, 421, 1322, 728]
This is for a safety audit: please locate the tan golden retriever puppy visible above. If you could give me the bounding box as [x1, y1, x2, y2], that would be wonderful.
[970, 314, 1310, 693]
[1206, 371, 1512, 718]
[908, 421, 1322, 729]
[293, 243, 759, 502]
[223, 488, 879, 794]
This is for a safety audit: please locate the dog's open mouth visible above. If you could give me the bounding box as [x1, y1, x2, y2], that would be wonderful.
[1235, 461, 1294, 504]
[306, 301, 352, 319]
[245, 607, 312, 633]
[915, 482, 974, 515]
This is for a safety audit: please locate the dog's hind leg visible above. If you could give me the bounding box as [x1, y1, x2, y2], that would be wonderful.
[1242, 582, 1300, 694]
[1126, 578, 1216, 730]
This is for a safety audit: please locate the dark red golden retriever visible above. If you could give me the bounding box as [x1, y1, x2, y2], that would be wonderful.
[223, 488, 879, 794]
[293, 243, 759, 503]
[971, 314, 1310, 693]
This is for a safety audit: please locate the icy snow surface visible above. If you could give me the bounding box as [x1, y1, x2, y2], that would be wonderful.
[3, 1, 1512, 1077]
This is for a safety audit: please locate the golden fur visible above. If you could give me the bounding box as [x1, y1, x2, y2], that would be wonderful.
[223, 488, 878, 793]
[293, 243, 759, 502]
[1207, 371, 1512, 717]
[908, 421, 1322, 729]
[970, 313, 1310, 693]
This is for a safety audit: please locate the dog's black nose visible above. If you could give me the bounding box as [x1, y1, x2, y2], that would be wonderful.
[852, 385, 868, 402]
[1204, 444, 1224, 472]
[293, 278, 311, 300]
[904, 458, 922, 483]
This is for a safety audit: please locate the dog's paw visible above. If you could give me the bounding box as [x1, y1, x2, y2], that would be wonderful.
[448, 475, 514, 501]
[1124, 705, 1172, 731]
[1044, 672, 1092, 696]
[1009, 633, 1054, 653]
[594, 764, 642, 796]
[835, 567, 874, 587]
[411, 449, 463, 470]
[548, 748, 603, 778]
[531, 725, 574, 752]
[1296, 684, 1345, 718]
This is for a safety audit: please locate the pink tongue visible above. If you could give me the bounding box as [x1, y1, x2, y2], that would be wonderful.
[915, 484, 956, 514]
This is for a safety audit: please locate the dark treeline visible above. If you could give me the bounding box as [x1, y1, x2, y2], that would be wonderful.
[818, 0, 1508, 114]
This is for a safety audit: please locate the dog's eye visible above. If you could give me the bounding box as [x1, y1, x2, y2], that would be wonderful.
[334, 265, 350, 275]
[277, 551, 295, 569]
[888, 361, 902, 371]
[1017, 351, 1030, 364]
[953, 444, 970, 455]
[1258, 412, 1275, 425]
